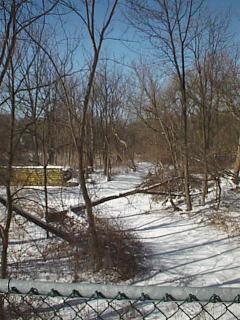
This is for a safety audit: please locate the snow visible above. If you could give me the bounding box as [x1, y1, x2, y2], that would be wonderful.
[2, 163, 240, 319]
[0, 165, 70, 169]
[83, 163, 240, 288]
[1, 162, 240, 289]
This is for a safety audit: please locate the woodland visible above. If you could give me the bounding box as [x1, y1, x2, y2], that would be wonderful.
[1, 0, 240, 291]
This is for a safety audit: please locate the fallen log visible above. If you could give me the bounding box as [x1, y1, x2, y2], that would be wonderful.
[0, 176, 181, 240]
[0, 195, 72, 243]
[65, 177, 181, 215]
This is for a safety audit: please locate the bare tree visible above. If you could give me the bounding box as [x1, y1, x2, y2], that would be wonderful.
[221, 54, 240, 186]
[189, 13, 230, 204]
[0, 8, 61, 317]
[133, 63, 181, 175]
[127, 0, 205, 210]
[93, 62, 128, 180]
[0, 0, 59, 95]
[62, 0, 119, 269]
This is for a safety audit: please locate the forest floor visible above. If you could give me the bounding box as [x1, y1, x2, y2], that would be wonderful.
[86, 163, 240, 288]
[1, 162, 240, 287]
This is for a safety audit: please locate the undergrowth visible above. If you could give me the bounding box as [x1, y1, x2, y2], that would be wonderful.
[43, 215, 147, 282]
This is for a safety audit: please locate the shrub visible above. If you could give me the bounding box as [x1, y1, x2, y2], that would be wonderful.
[43, 215, 147, 282]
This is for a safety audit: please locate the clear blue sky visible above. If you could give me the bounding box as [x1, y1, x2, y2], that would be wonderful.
[53, 0, 240, 71]
[209, 0, 240, 12]
[107, 0, 240, 65]
[208, 0, 240, 33]
[108, 0, 240, 67]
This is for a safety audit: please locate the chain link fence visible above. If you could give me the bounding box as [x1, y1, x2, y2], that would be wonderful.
[0, 279, 240, 319]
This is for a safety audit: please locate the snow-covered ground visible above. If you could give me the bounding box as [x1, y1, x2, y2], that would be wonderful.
[84, 163, 240, 288]
[1, 162, 240, 289]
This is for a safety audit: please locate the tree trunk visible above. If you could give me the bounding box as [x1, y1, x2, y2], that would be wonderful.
[182, 90, 192, 211]
[1, 58, 15, 279]
[103, 135, 111, 181]
[86, 107, 95, 172]
[32, 121, 40, 165]
[66, 0, 118, 270]
[43, 164, 49, 238]
[201, 103, 209, 206]
[77, 52, 102, 270]
[233, 136, 240, 186]
[61, 176, 182, 215]
[1, 188, 12, 279]
[78, 156, 101, 270]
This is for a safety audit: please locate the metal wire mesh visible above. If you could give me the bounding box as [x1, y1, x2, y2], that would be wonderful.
[1, 285, 240, 320]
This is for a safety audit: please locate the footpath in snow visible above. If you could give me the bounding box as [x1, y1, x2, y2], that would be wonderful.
[84, 163, 240, 288]
[3, 162, 240, 288]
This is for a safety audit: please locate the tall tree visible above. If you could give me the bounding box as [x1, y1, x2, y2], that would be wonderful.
[133, 63, 181, 175]
[189, 14, 230, 204]
[127, 0, 206, 210]
[63, 0, 119, 269]
[221, 54, 240, 185]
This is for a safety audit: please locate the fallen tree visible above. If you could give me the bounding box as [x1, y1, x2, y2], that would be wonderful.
[0, 196, 146, 281]
[61, 177, 182, 215]
[0, 177, 181, 240]
[0, 195, 72, 243]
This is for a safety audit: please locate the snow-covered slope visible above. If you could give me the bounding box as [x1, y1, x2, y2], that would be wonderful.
[2, 162, 240, 288]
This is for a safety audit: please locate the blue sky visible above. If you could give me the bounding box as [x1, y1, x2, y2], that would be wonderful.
[208, 0, 240, 33]
[209, 0, 240, 12]
[54, 0, 240, 71]
[107, 0, 240, 67]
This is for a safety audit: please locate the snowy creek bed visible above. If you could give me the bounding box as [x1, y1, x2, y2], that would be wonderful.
[1, 162, 240, 288]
